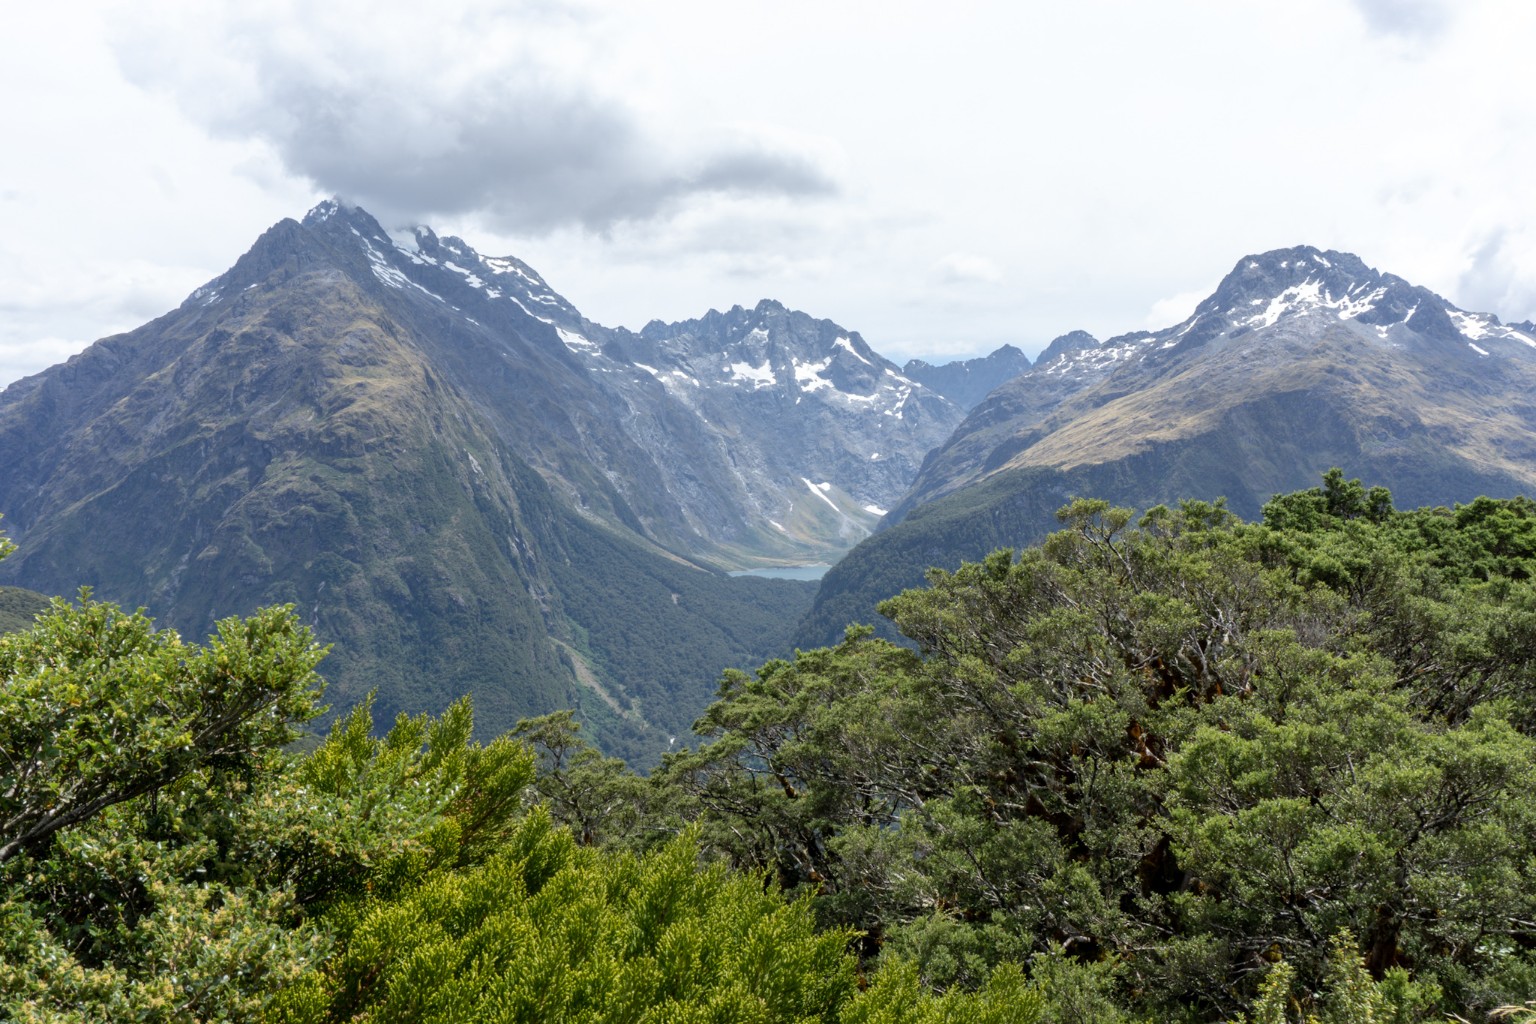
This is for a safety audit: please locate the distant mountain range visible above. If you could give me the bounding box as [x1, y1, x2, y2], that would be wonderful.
[901, 345, 1032, 410]
[800, 245, 1536, 646]
[11, 215, 1532, 759]
[0, 200, 966, 761]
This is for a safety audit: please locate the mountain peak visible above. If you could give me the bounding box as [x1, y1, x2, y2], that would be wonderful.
[877, 244, 1536, 590]
[1035, 329, 1100, 367]
[0, 197, 971, 762]
[899, 344, 1033, 411]
[1162, 243, 1498, 351]
[301, 197, 346, 225]
[300, 196, 386, 233]
[1199, 245, 1379, 314]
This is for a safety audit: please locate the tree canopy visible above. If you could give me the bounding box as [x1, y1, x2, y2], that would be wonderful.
[6, 476, 1536, 1021]
[615, 479, 1536, 1020]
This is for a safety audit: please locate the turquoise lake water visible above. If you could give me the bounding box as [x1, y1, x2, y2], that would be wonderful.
[727, 563, 832, 581]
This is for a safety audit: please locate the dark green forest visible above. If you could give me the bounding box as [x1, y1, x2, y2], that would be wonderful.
[6, 474, 1536, 1022]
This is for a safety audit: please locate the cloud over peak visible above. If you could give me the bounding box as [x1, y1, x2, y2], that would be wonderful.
[108, 1, 840, 234]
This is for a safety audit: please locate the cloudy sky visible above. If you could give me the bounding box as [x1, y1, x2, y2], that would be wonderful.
[3, 0, 1534, 387]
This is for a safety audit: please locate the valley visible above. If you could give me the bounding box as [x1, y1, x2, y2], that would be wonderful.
[8, 222, 1536, 1023]
[0, 201, 972, 762]
[6, 222, 1536, 766]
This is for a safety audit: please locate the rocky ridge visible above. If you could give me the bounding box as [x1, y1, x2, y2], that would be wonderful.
[894, 245, 1536, 518]
[901, 344, 1032, 410]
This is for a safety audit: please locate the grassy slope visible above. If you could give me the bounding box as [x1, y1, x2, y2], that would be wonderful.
[797, 389, 1536, 650]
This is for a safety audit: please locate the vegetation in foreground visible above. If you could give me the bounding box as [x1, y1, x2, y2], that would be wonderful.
[4, 472, 1536, 1021]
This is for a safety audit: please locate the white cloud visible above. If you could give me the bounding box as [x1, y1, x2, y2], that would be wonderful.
[933, 253, 1003, 285]
[1143, 287, 1216, 333]
[1455, 229, 1536, 323]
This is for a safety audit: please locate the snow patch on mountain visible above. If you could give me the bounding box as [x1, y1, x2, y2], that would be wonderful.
[1041, 335, 1155, 378]
[1448, 309, 1536, 349]
[728, 360, 776, 388]
[802, 478, 841, 512]
[834, 336, 871, 365]
[558, 328, 599, 354]
[794, 357, 834, 393]
[1227, 275, 1422, 333]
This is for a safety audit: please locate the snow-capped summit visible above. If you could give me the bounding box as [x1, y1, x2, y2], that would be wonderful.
[989, 246, 1536, 399]
[289, 199, 589, 335]
[1172, 245, 1536, 357]
[613, 298, 936, 424]
[892, 243, 1536, 520]
[169, 199, 963, 565]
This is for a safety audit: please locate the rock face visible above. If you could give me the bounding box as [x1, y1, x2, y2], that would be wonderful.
[800, 245, 1536, 646]
[0, 199, 960, 761]
[901, 344, 1032, 410]
[599, 299, 962, 555]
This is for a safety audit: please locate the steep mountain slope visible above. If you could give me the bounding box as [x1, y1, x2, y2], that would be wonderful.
[0, 200, 957, 761]
[901, 344, 1032, 410]
[299, 201, 962, 566]
[606, 300, 960, 554]
[801, 246, 1536, 645]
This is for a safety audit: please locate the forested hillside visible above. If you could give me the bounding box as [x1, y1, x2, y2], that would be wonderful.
[6, 475, 1536, 1022]
[538, 472, 1536, 1021]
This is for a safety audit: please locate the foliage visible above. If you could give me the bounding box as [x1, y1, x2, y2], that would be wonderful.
[0, 561, 535, 1023]
[245, 695, 537, 910]
[0, 592, 326, 863]
[11, 477, 1536, 1021]
[1230, 932, 1443, 1024]
[512, 710, 666, 850]
[0, 559, 1043, 1021]
[647, 474, 1536, 1021]
[265, 821, 859, 1024]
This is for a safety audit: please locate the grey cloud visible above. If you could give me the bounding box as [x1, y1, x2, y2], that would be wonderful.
[113, 13, 838, 235]
[1456, 230, 1536, 322]
[1348, 0, 1454, 40]
[690, 149, 838, 199]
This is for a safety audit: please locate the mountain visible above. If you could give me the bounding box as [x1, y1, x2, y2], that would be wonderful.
[608, 300, 962, 553]
[0, 200, 960, 762]
[799, 245, 1536, 645]
[900, 344, 1032, 410]
[299, 200, 963, 567]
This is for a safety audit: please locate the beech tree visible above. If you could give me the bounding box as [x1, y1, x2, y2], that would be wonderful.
[0, 592, 326, 863]
[647, 482, 1536, 1019]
